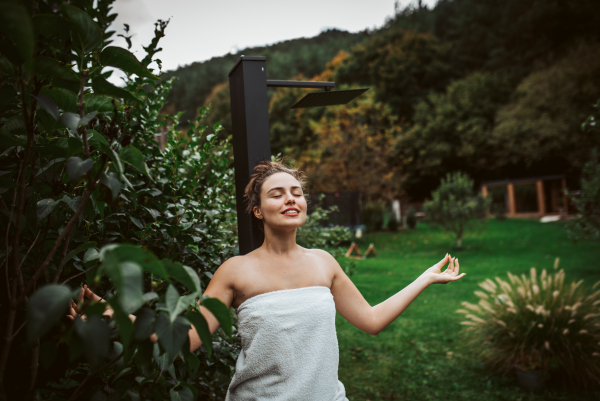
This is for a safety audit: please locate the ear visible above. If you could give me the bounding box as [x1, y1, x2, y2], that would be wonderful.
[253, 206, 262, 219]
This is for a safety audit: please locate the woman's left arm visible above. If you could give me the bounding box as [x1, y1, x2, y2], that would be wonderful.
[330, 253, 464, 336]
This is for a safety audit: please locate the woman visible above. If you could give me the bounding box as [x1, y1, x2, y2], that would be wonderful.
[71, 161, 466, 400]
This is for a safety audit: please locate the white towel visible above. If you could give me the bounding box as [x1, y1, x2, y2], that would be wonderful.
[225, 286, 348, 401]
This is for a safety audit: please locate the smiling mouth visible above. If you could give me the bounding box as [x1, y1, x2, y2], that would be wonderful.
[282, 209, 300, 215]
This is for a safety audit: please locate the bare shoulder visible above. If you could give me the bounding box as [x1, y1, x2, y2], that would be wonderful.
[212, 254, 252, 281]
[304, 248, 342, 271]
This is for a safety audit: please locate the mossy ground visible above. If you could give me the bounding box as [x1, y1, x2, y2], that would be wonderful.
[335, 219, 600, 401]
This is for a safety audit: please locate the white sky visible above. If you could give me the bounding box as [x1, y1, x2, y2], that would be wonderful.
[109, 0, 438, 72]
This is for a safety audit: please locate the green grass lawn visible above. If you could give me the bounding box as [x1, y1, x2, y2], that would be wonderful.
[335, 219, 600, 401]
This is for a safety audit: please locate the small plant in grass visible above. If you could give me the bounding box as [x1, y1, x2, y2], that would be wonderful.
[423, 172, 490, 248]
[457, 259, 600, 389]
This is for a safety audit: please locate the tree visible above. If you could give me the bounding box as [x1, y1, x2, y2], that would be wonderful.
[0, 1, 237, 399]
[423, 172, 490, 248]
[297, 91, 404, 203]
[336, 28, 457, 120]
[393, 72, 512, 199]
[567, 100, 600, 242]
[492, 42, 600, 176]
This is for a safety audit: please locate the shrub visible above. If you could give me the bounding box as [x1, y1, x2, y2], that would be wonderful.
[0, 1, 238, 399]
[297, 200, 353, 250]
[405, 207, 417, 229]
[423, 172, 490, 248]
[457, 260, 600, 389]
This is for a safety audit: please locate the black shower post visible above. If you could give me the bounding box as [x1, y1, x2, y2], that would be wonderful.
[228, 56, 271, 255]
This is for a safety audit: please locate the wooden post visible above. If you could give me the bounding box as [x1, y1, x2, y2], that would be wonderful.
[561, 178, 568, 215]
[536, 180, 545, 216]
[507, 183, 516, 216]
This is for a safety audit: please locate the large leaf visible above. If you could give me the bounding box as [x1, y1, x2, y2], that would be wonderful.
[33, 95, 59, 121]
[32, 14, 72, 38]
[165, 285, 197, 322]
[74, 316, 110, 369]
[100, 47, 158, 79]
[169, 387, 194, 401]
[99, 244, 169, 281]
[33, 57, 79, 91]
[185, 310, 212, 357]
[61, 3, 102, 54]
[27, 284, 76, 343]
[84, 94, 123, 113]
[60, 112, 80, 131]
[0, 116, 26, 136]
[0, 2, 34, 63]
[36, 198, 61, 221]
[87, 129, 108, 148]
[119, 146, 151, 178]
[102, 250, 144, 314]
[92, 76, 141, 104]
[98, 142, 123, 175]
[66, 157, 93, 181]
[201, 297, 232, 338]
[107, 298, 135, 350]
[133, 308, 156, 341]
[59, 241, 96, 269]
[62, 195, 82, 212]
[155, 312, 190, 366]
[163, 260, 201, 295]
[39, 87, 78, 113]
[99, 172, 123, 200]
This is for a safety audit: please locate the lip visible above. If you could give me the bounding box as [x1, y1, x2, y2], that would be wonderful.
[281, 207, 300, 215]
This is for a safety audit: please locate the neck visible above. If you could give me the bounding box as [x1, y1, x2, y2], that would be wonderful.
[260, 225, 299, 255]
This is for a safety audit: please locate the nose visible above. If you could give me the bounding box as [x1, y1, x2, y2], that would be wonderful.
[285, 192, 296, 204]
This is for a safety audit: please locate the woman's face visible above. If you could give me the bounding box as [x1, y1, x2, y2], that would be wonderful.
[255, 172, 307, 230]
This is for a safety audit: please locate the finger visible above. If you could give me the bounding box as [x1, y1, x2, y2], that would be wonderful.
[71, 299, 81, 315]
[436, 253, 449, 269]
[66, 315, 74, 321]
[69, 301, 78, 317]
[453, 273, 466, 280]
[449, 257, 455, 273]
[455, 259, 460, 276]
[85, 285, 103, 303]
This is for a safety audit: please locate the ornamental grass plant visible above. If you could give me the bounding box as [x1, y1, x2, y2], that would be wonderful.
[457, 258, 600, 389]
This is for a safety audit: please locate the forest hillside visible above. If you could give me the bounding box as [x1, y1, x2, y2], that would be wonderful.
[165, 0, 600, 201]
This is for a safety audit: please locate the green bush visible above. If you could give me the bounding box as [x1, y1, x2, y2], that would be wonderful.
[457, 260, 600, 389]
[423, 172, 490, 248]
[297, 199, 353, 250]
[0, 1, 238, 399]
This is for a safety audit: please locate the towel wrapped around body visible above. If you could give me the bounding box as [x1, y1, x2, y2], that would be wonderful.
[225, 286, 348, 401]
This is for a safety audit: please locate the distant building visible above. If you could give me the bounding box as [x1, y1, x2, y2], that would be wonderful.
[481, 175, 569, 218]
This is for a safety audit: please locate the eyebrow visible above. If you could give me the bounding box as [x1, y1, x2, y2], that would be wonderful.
[266, 186, 302, 194]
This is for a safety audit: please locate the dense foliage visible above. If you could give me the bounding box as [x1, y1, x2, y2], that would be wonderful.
[423, 172, 490, 248]
[457, 262, 600, 388]
[567, 100, 600, 243]
[164, 29, 368, 125]
[0, 1, 239, 400]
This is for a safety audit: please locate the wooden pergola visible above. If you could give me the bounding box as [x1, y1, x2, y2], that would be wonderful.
[481, 175, 569, 218]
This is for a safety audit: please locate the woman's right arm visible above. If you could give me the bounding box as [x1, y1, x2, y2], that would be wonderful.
[69, 258, 238, 353]
[187, 258, 237, 352]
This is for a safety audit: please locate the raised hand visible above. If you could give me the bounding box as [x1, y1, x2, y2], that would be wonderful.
[424, 253, 466, 285]
[67, 285, 113, 321]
